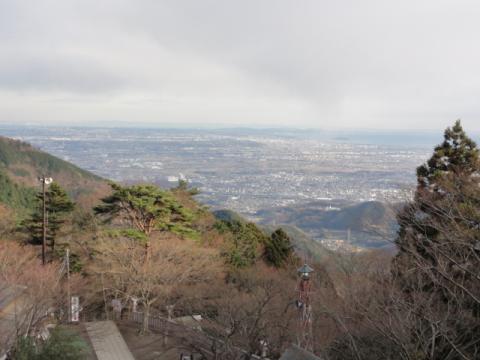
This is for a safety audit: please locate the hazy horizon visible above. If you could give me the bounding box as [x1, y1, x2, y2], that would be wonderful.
[1, 121, 479, 136]
[2, 123, 479, 150]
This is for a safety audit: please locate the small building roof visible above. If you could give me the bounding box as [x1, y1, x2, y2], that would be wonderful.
[279, 345, 322, 360]
[297, 263, 314, 274]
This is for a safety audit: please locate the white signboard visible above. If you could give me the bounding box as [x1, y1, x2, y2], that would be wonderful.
[71, 296, 80, 322]
[111, 299, 123, 313]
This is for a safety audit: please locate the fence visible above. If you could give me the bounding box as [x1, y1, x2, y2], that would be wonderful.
[129, 311, 171, 331]
[127, 311, 251, 359]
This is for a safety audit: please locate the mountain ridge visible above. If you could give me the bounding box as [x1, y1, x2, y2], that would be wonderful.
[0, 136, 109, 212]
[256, 200, 398, 249]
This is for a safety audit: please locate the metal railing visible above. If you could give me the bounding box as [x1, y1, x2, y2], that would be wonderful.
[130, 311, 170, 331]
[126, 311, 257, 360]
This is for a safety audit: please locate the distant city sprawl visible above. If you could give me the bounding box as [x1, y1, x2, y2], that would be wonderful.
[1, 126, 430, 216]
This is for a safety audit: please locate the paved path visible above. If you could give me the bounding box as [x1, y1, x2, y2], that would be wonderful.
[85, 321, 135, 360]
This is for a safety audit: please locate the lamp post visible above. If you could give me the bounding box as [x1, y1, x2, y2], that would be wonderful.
[296, 263, 314, 351]
[39, 177, 52, 265]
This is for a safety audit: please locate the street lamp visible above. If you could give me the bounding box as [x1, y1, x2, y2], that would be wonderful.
[38, 177, 52, 265]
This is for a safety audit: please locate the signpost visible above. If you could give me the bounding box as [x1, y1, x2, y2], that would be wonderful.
[71, 296, 80, 322]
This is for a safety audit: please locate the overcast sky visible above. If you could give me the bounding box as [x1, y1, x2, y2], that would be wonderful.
[1, 0, 480, 131]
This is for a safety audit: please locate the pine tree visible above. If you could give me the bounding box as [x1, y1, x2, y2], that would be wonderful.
[395, 120, 480, 286]
[393, 120, 480, 358]
[94, 183, 194, 258]
[24, 182, 75, 252]
[215, 219, 269, 268]
[264, 228, 294, 267]
[416, 119, 479, 191]
[396, 120, 480, 262]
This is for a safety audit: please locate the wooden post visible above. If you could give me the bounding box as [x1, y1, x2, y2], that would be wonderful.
[66, 248, 71, 322]
[42, 179, 47, 265]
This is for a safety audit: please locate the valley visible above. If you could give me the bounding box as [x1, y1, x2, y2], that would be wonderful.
[0, 126, 433, 250]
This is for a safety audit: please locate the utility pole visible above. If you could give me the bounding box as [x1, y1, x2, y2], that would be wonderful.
[66, 248, 71, 322]
[42, 179, 46, 265]
[39, 177, 52, 265]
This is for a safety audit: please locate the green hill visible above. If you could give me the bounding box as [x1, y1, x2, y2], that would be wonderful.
[0, 169, 36, 212]
[319, 201, 396, 232]
[0, 136, 109, 213]
[261, 223, 333, 262]
[213, 209, 333, 261]
[212, 209, 247, 223]
[256, 200, 398, 249]
[257, 200, 395, 232]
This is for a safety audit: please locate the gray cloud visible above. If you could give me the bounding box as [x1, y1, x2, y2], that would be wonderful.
[0, 54, 126, 93]
[0, 0, 479, 130]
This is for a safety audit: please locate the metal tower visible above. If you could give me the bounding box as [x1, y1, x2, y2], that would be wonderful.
[296, 263, 314, 351]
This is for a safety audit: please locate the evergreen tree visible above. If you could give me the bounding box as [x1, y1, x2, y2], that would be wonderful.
[175, 179, 199, 195]
[94, 183, 194, 257]
[416, 119, 479, 191]
[217, 220, 268, 268]
[393, 120, 480, 358]
[395, 120, 480, 283]
[24, 182, 75, 252]
[13, 328, 88, 360]
[264, 228, 294, 267]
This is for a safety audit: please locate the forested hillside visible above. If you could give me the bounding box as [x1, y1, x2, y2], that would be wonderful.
[1, 121, 479, 360]
[0, 134, 319, 358]
[0, 168, 36, 213]
[0, 136, 109, 212]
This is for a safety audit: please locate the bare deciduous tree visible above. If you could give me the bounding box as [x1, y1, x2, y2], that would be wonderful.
[0, 240, 82, 354]
[91, 234, 220, 333]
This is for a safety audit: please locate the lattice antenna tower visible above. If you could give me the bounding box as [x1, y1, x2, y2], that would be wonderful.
[296, 261, 314, 351]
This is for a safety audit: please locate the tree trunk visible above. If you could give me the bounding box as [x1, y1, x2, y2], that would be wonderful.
[145, 240, 150, 263]
[142, 303, 150, 334]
